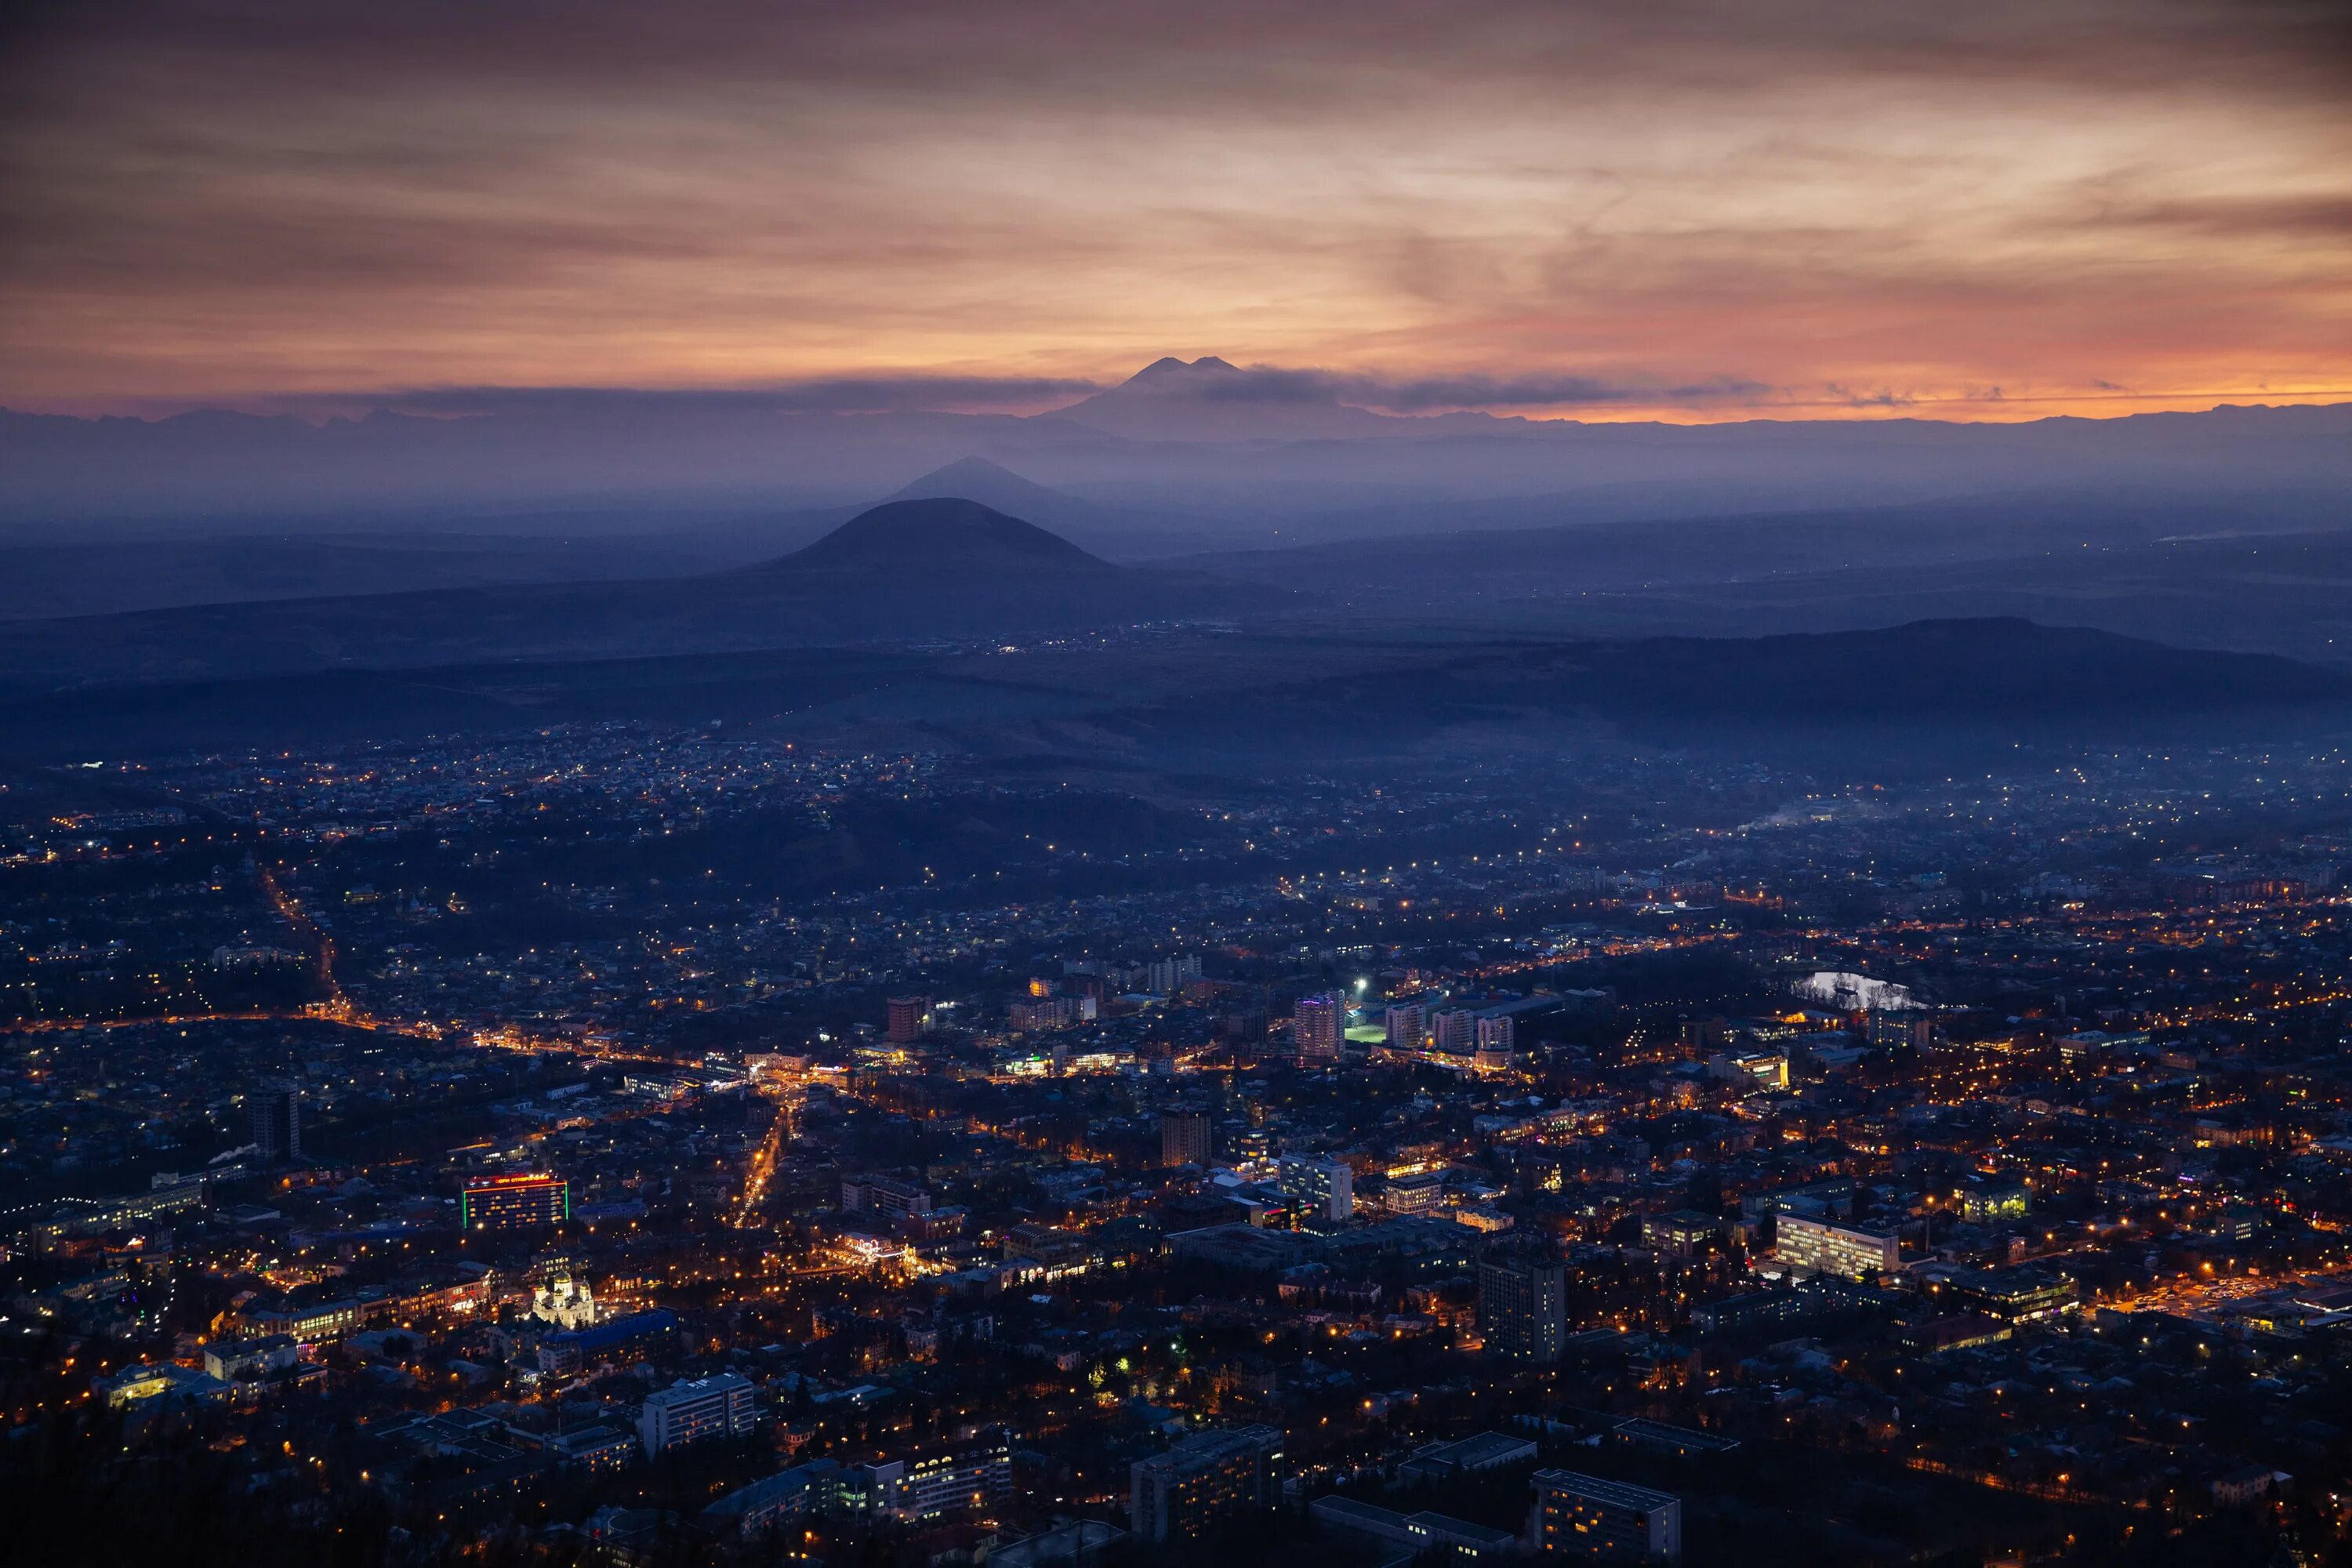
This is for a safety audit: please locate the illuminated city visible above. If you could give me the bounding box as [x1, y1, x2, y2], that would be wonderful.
[3, 4, 2350, 1567]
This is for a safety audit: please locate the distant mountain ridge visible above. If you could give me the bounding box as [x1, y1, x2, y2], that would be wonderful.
[767, 497, 1106, 572]
[7, 366, 2348, 526]
[0, 497, 1283, 688]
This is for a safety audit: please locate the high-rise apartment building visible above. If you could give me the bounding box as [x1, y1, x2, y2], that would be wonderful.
[1291, 993, 1344, 1066]
[1160, 1110, 1211, 1167]
[1478, 1253, 1567, 1363]
[884, 996, 931, 1044]
[1128, 1425, 1284, 1542]
[1385, 1001, 1427, 1049]
[249, 1084, 302, 1161]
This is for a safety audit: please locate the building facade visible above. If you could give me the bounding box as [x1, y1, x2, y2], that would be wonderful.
[1532, 1470, 1682, 1563]
[1128, 1425, 1284, 1542]
[884, 995, 930, 1044]
[865, 1428, 1014, 1522]
[1160, 1110, 1211, 1167]
[1478, 1254, 1567, 1363]
[249, 1085, 302, 1161]
[1278, 1154, 1354, 1227]
[1291, 993, 1344, 1066]
[638, 1371, 758, 1458]
[459, 1171, 569, 1232]
[1774, 1213, 1900, 1280]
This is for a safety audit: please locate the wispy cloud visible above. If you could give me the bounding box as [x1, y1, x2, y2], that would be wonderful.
[1824, 385, 1919, 409]
[350, 377, 1105, 417]
[1124, 365, 1776, 412]
[1331, 372, 1776, 412]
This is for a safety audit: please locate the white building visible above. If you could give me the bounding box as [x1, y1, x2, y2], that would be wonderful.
[863, 1429, 1014, 1522]
[1278, 1155, 1353, 1227]
[639, 1372, 758, 1458]
[1775, 1213, 1900, 1280]
[530, 1272, 599, 1330]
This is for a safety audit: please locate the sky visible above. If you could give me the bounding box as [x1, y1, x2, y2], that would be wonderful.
[2, 0, 2349, 423]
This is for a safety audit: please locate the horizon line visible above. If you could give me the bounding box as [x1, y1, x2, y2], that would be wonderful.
[9, 385, 2352, 430]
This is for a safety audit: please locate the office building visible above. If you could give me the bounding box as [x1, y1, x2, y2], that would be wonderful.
[249, 1085, 301, 1161]
[459, 1171, 569, 1232]
[1708, 1050, 1790, 1092]
[1291, 993, 1344, 1066]
[1128, 1425, 1283, 1542]
[1478, 1253, 1566, 1363]
[1774, 1213, 1900, 1280]
[1279, 1153, 1353, 1227]
[638, 1371, 758, 1458]
[1160, 1110, 1211, 1167]
[1943, 1265, 2075, 1323]
[1532, 1471, 1682, 1563]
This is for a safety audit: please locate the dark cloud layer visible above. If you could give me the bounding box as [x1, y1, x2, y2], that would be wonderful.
[275, 363, 1788, 419]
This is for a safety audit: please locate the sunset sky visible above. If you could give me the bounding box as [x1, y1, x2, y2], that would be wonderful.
[3, 0, 2348, 422]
